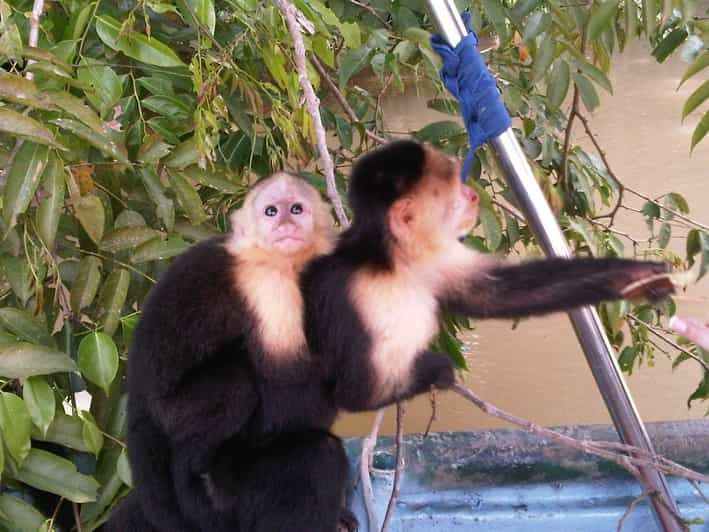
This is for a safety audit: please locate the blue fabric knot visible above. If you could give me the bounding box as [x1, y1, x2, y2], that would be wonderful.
[430, 12, 512, 181]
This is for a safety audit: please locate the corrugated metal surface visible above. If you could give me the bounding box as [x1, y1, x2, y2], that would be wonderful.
[345, 420, 709, 531]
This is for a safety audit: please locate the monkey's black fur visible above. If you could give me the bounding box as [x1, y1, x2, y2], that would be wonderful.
[302, 140, 671, 413]
[106, 236, 349, 532]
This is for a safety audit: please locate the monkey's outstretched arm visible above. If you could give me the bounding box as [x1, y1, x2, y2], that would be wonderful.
[440, 257, 673, 320]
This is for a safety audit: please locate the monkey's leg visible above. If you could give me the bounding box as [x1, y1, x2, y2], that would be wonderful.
[443, 257, 672, 320]
[218, 430, 352, 532]
[104, 493, 162, 532]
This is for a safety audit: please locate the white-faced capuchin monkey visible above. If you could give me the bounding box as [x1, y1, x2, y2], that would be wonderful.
[301, 140, 674, 412]
[106, 173, 356, 532]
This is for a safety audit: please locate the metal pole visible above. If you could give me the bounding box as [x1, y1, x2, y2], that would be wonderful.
[425, 2, 682, 531]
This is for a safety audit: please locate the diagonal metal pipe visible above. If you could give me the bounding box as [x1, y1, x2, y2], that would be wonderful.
[425, 2, 682, 530]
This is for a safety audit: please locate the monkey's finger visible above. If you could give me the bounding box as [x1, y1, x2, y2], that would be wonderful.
[669, 316, 709, 350]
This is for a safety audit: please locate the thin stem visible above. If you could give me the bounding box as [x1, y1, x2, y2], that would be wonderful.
[73, 502, 83, 532]
[617, 492, 649, 532]
[24, 0, 45, 80]
[381, 402, 405, 532]
[275, 0, 349, 227]
[360, 408, 385, 532]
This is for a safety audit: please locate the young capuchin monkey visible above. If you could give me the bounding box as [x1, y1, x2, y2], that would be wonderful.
[106, 173, 355, 532]
[302, 140, 674, 412]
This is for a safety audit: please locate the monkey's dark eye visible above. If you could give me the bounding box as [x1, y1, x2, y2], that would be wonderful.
[264, 205, 278, 217]
[290, 203, 303, 215]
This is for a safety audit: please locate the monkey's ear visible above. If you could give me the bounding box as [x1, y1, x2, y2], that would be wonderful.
[229, 209, 248, 239]
[388, 198, 413, 240]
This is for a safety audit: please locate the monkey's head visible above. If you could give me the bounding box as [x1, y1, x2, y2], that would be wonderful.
[230, 173, 335, 261]
[347, 140, 479, 265]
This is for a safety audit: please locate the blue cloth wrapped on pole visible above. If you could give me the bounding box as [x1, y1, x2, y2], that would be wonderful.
[430, 12, 512, 181]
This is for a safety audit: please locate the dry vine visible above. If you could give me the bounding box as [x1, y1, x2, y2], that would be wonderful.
[381, 402, 406, 532]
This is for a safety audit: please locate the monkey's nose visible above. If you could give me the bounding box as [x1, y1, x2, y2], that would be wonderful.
[462, 186, 478, 203]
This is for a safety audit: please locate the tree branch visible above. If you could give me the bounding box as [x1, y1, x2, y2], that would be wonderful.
[452, 383, 709, 484]
[275, 0, 349, 227]
[360, 408, 385, 532]
[381, 402, 405, 532]
[25, 0, 45, 80]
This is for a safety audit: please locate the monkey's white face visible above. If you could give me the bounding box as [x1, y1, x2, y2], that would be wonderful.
[252, 178, 317, 255]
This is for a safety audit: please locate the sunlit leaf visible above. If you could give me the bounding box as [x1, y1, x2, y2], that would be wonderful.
[117, 448, 133, 487]
[130, 236, 190, 264]
[71, 256, 102, 315]
[167, 170, 209, 225]
[680, 51, 709, 86]
[2, 142, 49, 230]
[0, 109, 64, 149]
[74, 194, 106, 244]
[51, 118, 129, 165]
[35, 153, 66, 247]
[77, 59, 123, 116]
[164, 137, 200, 169]
[80, 411, 104, 456]
[32, 412, 90, 452]
[47, 90, 106, 133]
[177, 0, 216, 35]
[95, 15, 187, 68]
[0, 73, 56, 110]
[0, 392, 31, 464]
[100, 226, 165, 253]
[588, 0, 619, 41]
[13, 448, 99, 503]
[0, 343, 75, 378]
[98, 269, 130, 336]
[22, 377, 55, 437]
[690, 111, 708, 152]
[78, 332, 119, 395]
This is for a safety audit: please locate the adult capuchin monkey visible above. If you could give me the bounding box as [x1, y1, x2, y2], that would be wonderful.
[301, 140, 674, 412]
[106, 173, 355, 532]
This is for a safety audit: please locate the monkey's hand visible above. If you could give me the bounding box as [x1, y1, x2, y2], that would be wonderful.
[614, 261, 675, 302]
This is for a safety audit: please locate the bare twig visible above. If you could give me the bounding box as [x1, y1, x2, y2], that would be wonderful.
[381, 402, 405, 532]
[73, 502, 83, 532]
[347, 0, 391, 28]
[559, 85, 579, 189]
[275, 0, 349, 227]
[625, 187, 709, 231]
[423, 387, 437, 438]
[690, 480, 709, 505]
[360, 408, 385, 532]
[626, 314, 709, 372]
[452, 383, 709, 484]
[310, 55, 388, 145]
[492, 198, 525, 222]
[617, 492, 649, 532]
[25, 0, 45, 80]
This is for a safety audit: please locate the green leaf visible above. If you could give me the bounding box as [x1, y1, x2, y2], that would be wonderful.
[512, 0, 543, 20]
[0, 73, 56, 110]
[117, 448, 133, 487]
[532, 34, 555, 83]
[0, 343, 76, 378]
[652, 27, 688, 63]
[74, 194, 106, 244]
[573, 73, 600, 111]
[79, 446, 125, 524]
[78, 332, 119, 395]
[0, 256, 33, 306]
[658, 222, 671, 248]
[13, 448, 99, 503]
[35, 153, 66, 247]
[95, 15, 187, 68]
[21, 47, 71, 74]
[46, 90, 106, 134]
[100, 226, 165, 253]
[22, 376, 55, 437]
[0, 109, 64, 149]
[2, 142, 49, 230]
[340, 21, 361, 49]
[130, 236, 190, 264]
[181, 165, 243, 194]
[98, 269, 130, 336]
[481, 0, 509, 42]
[522, 11, 551, 42]
[426, 98, 461, 116]
[77, 59, 123, 116]
[335, 116, 353, 150]
[139, 168, 175, 230]
[0, 392, 31, 464]
[178, 0, 216, 35]
[680, 51, 709, 86]
[690, 111, 708, 152]
[547, 60, 570, 109]
[142, 95, 192, 119]
[588, 0, 619, 41]
[415, 121, 465, 143]
[32, 411, 90, 452]
[682, 80, 709, 120]
[0, 309, 54, 347]
[51, 118, 129, 165]
[64, 1, 95, 40]
[479, 206, 503, 251]
[173, 221, 220, 242]
[80, 411, 104, 456]
[573, 57, 613, 93]
[71, 256, 102, 315]
[339, 47, 372, 87]
[164, 137, 200, 169]
[313, 34, 335, 68]
[167, 170, 209, 225]
[618, 345, 640, 373]
[0, 495, 47, 532]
